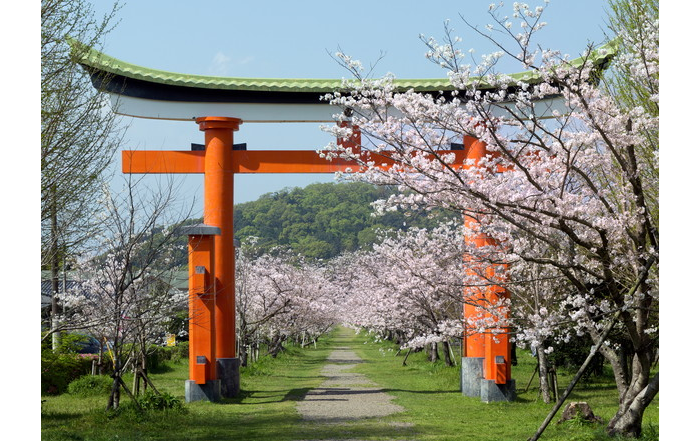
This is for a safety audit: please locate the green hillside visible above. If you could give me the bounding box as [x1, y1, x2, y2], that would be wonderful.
[233, 182, 458, 259]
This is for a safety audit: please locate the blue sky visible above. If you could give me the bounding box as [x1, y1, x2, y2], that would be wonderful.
[88, 0, 613, 211]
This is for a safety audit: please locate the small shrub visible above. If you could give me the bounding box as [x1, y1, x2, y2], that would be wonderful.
[42, 350, 83, 395]
[41, 334, 108, 395]
[68, 375, 113, 397]
[144, 342, 188, 371]
[136, 390, 185, 412]
[172, 341, 189, 362]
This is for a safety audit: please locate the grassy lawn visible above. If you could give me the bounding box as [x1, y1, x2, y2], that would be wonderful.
[349, 331, 659, 441]
[41, 327, 659, 440]
[42, 334, 336, 441]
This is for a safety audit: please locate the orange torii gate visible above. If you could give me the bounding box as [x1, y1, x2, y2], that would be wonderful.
[73, 40, 613, 403]
[122, 119, 501, 401]
[125, 123, 513, 402]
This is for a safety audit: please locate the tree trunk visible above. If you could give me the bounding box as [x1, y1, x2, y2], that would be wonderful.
[426, 342, 439, 362]
[402, 348, 411, 366]
[140, 351, 148, 389]
[549, 367, 559, 402]
[107, 376, 120, 410]
[50, 188, 61, 351]
[536, 346, 552, 404]
[267, 334, 286, 358]
[239, 335, 250, 367]
[132, 364, 140, 396]
[596, 329, 658, 438]
[442, 341, 454, 366]
[607, 373, 659, 437]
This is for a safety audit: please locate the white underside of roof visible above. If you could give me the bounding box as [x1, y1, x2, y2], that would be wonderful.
[110, 94, 344, 122]
[109, 93, 568, 123]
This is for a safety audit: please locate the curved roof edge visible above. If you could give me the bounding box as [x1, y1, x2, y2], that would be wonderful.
[69, 38, 618, 94]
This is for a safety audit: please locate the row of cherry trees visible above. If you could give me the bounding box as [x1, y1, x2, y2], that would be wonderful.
[331, 223, 465, 365]
[235, 239, 341, 366]
[234, 223, 473, 368]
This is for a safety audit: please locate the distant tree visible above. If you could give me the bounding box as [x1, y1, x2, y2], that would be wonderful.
[41, 0, 124, 349]
[337, 222, 465, 366]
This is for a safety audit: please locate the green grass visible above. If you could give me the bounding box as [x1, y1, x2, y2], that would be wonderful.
[347, 329, 659, 441]
[42, 334, 337, 441]
[41, 327, 659, 441]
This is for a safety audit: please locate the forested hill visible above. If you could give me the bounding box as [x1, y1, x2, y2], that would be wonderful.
[232, 182, 458, 259]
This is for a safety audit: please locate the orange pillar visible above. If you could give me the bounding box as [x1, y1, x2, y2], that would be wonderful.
[463, 134, 488, 359]
[463, 214, 486, 359]
[483, 281, 511, 384]
[197, 116, 241, 397]
[461, 133, 514, 401]
[183, 224, 221, 402]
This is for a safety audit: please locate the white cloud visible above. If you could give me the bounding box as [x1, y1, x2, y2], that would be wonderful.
[208, 51, 232, 76]
[208, 52, 255, 76]
[237, 56, 254, 66]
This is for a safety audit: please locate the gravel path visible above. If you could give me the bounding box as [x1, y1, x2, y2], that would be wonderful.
[296, 346, 404, 422]
[294, 330, 410, 440]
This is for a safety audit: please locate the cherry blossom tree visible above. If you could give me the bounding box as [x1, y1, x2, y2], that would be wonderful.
[335, 222, 466, 366]
[236, 243, 296, 365]
[58, 175, 190, 410]
[330, 250, 417, 347]
[322, 1, 658, 437]
[236, 240, 340, 365]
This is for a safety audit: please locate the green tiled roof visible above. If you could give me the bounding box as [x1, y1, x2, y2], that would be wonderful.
[70, 38, 617, 94]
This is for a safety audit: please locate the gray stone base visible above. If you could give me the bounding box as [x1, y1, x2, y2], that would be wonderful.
[185, 379, 221, 403]
[461, 357, 516, 402]
[461, 357, 484, 397]
[480, 379, 516, 403]
[217, 357, 241, 398]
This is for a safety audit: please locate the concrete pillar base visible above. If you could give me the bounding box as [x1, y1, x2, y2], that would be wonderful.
[480, 379, 516, 403]
[461, 357, 484, 397]
[185, 379, 221, 403]
[217, 358, 241, 398]
[462, 357, 516, 402]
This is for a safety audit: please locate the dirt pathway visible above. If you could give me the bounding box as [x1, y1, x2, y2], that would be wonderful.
[295, 328, 410, 440]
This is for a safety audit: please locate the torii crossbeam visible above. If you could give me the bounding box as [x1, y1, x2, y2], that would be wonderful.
[73, 39, 616, 402]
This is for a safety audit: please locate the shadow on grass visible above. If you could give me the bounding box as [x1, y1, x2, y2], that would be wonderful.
[282, 387, 311, 402]
[41, 412, 82, 423]
[215, 387, 313, 405]
[177, 411, 419, 441]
